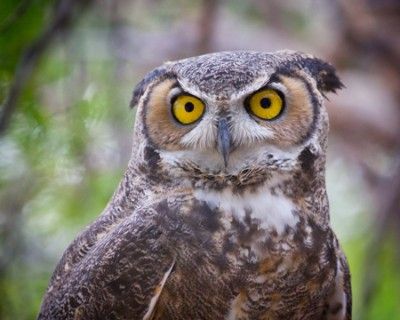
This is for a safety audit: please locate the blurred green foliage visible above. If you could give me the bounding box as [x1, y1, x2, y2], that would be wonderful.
[0, 2, 131, 319]
[0, 1, 399, 319]
[0, 1, 48, 73]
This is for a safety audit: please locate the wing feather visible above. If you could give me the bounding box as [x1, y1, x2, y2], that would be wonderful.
[38, 202, 176, 320]
[326, 251, 352, 320]
[143, 258, 176, 320]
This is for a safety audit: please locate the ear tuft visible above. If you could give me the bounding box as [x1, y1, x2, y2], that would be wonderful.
[130, 66, 168, 108]
[300, 57, 344, 97]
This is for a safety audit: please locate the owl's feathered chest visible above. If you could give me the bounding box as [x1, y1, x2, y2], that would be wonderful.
[190, 182, 333, 269]
[148, 185, 337, 319]
[194, 184, 299, 236]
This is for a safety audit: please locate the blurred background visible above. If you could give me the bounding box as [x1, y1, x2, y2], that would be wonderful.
[0, 0, 399, 319]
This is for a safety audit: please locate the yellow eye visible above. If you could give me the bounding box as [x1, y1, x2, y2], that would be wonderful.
[247, 89, 284, 120]
[172, 94, 205, 125]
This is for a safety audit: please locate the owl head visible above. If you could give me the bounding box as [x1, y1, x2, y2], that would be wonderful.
[130, 51, 343, 189]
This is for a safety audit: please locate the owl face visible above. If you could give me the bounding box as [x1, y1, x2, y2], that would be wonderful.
[132, 51, 342, 179]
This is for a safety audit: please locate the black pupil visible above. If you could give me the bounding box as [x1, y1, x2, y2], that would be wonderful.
[185, 102, 194, 112]
[260, 97, 271, 108]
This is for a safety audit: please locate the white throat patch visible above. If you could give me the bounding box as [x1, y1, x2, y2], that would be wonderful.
[194, 183, 298, 234]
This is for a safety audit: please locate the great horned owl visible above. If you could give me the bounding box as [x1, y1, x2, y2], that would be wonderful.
[38, 50, 351, 320]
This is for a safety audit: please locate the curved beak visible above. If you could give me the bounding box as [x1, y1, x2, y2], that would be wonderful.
[216, 118, 231, 167]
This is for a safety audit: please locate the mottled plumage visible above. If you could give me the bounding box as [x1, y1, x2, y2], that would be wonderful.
[38, 50, 351, 320]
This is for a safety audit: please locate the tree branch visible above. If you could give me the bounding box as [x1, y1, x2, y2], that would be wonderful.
[0, 0, 32, 33]
[196, 0, 219, 54]
[0, 0, 93, 136]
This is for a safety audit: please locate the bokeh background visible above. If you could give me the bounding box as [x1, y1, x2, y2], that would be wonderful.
[1, 0, 399, 319]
